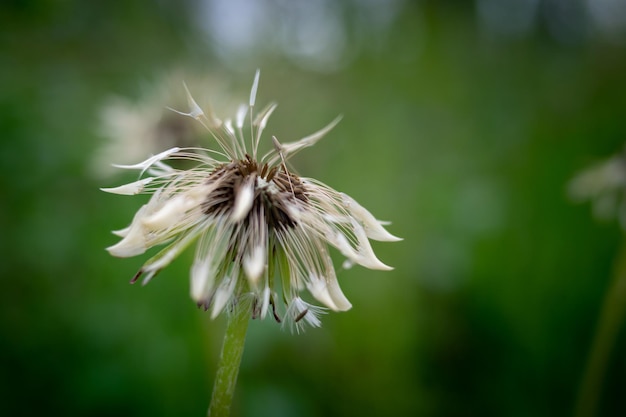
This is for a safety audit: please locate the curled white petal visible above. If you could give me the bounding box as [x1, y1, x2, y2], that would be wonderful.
[330, 224, 393, 271]
[351, 219, 394, 270]
[307, 273, 352, 312]
[307, 275, 337, 310]
[326, 275, 352, 311]
[101, 177, 154, 195]
[106, 228, 146, 257]
[342, 193, 402, 242]
[331, 232, 359, 261]
[106, 206, 149, 257]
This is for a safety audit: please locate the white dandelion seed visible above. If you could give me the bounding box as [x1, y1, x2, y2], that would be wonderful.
[103, 70, 401, 328]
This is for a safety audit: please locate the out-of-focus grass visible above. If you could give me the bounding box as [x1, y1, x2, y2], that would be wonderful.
[2, 1, 626, 416]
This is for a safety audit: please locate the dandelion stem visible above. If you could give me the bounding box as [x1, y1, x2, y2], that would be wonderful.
[575, 239, 626, 417]
[208, 301, 251, 417]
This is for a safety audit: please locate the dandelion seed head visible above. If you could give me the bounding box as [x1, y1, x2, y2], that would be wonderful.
[103, 70, 400, 329]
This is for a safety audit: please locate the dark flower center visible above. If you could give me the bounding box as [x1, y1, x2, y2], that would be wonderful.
[202, 155, 307, 229]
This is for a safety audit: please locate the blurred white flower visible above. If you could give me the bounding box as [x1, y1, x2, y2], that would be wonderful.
[569, 148, 626, 228]
[93, 71, 237, 178]
[103, 71, 400, 329]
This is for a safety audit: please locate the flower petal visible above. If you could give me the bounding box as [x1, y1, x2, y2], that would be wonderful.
[106, 230, 146, 257]
[350, 219, 394, 271]
[112, 147, 180, 171]
[307, 273, 352, 312]
[142, 194, 197, 230]
[112, 225, 131, 237]
[342, 193, 402, 242]
[106, 206, 149, 257]
[278, 116, 342, 160]
[329, 223, 393, 271]
[325, 275, 352, 311]
[101, 177, 154, 195]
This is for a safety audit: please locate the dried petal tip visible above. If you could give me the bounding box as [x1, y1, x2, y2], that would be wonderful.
[106, 235, 146, 257]
[130, 269, 143, 284]
[100, 177, 154, 195]
[112, 147, 180, 171]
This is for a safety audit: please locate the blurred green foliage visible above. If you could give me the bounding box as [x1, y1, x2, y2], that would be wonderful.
[2, 1, 626, 416]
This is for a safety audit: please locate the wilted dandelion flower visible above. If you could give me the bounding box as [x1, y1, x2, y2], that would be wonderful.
[569, 147, 626, 229]
[103, 71, 400, 330]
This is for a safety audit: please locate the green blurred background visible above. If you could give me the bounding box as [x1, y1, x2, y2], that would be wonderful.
[2, 1, 626, 416]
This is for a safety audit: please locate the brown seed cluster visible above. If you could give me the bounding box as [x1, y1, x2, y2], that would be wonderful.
[202, 155, 307, 229]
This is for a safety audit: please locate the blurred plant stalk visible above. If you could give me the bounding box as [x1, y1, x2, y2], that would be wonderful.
[207, 300, 251, 417]
[575, 240, 626, 417]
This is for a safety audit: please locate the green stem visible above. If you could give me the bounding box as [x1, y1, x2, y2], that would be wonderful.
[208, 300, 251, 417]
[575, 239, 626, 417]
